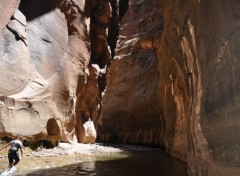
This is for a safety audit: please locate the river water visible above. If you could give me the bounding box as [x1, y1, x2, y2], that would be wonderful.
[0, 148, 187, 176]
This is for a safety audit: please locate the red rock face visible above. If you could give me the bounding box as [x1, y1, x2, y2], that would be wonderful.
[158, 0, 240, 175]
[1, 0, 240, 175]
[98, 0, 164, 147]
[98, 0, 240, 175]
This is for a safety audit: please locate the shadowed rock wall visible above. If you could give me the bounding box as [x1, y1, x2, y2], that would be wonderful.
[159, 0, 240, 175]
[98, 0, 240, 175]
[1, 0, 240, 175]
[98, 0, 164, 146]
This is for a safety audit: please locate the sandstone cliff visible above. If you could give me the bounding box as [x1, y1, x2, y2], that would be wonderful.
[0, 0, 129, 145]
[1, 0, 240, 175]
[98, 0, 240, 175]
[0, 0, 89, 144]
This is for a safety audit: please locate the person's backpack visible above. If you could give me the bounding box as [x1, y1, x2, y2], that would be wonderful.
[9, 141, 21, 154]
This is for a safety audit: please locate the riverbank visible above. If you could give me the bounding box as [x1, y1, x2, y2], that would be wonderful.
[0, 143, 188, 176]
[30, 142, 159, 157]
[0, 142, 158, 158]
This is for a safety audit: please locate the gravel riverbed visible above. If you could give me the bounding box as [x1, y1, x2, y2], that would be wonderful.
[29, 142, 157, 157]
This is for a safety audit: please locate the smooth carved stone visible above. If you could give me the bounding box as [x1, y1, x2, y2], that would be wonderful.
[0, 27, 30, 95]
[0, 0, 91, 146]
[0, 0, 21, 31]
[81, 119, 97, 144]
[13, 9, 27, 26]
[7, 19, 27, 45]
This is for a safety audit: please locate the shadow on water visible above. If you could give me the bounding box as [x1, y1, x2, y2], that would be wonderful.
[24, 150, 188, 176]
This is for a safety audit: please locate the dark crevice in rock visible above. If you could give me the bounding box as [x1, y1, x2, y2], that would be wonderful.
[107, 0, 119, 59]
[19, 0, 58, 21]
[84, 0, 98, 18]
[89, 0, 111, 67]
[89, 0, 129, 67]
[30, 139, 55, 150]
[119, 0, 129, 20]
[87, 0, 129, 140]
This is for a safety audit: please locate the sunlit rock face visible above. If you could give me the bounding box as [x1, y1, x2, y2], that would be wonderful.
[98, 0, 240, 175]
[0, 0, 90, 144]
[0, 0, 125, 145]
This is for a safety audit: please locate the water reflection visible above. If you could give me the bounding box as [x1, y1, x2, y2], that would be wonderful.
[21, 150, 187, 176]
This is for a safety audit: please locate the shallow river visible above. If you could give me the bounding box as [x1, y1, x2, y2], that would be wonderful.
[0, 149, 187, 176]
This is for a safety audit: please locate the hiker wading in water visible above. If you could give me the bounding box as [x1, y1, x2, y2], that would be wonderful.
[0, 135, 24, 168]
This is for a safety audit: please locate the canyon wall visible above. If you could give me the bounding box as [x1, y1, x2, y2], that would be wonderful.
[159, 0, 240, 175]
[98, 0, 240, 175]
[1, 0, 240, 175]
[0, 0, 91, 144]
[0, 0, 128, 145]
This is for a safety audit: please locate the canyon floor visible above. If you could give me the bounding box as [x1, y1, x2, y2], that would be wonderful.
[29, 142, 155, 157]
[0, 142, 157, 158]
[0, 142, 188, 176]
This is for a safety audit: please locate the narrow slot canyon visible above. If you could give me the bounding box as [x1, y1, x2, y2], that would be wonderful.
[0, 0, 240, 175]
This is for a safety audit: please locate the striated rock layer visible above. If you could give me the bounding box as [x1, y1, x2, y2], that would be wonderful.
[0, 0, 126, 145]
[1, 0, 240, 175]
[98, 0, 240, 175]
[0, 0, 91, 144]
[98, 0, 164, 147]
